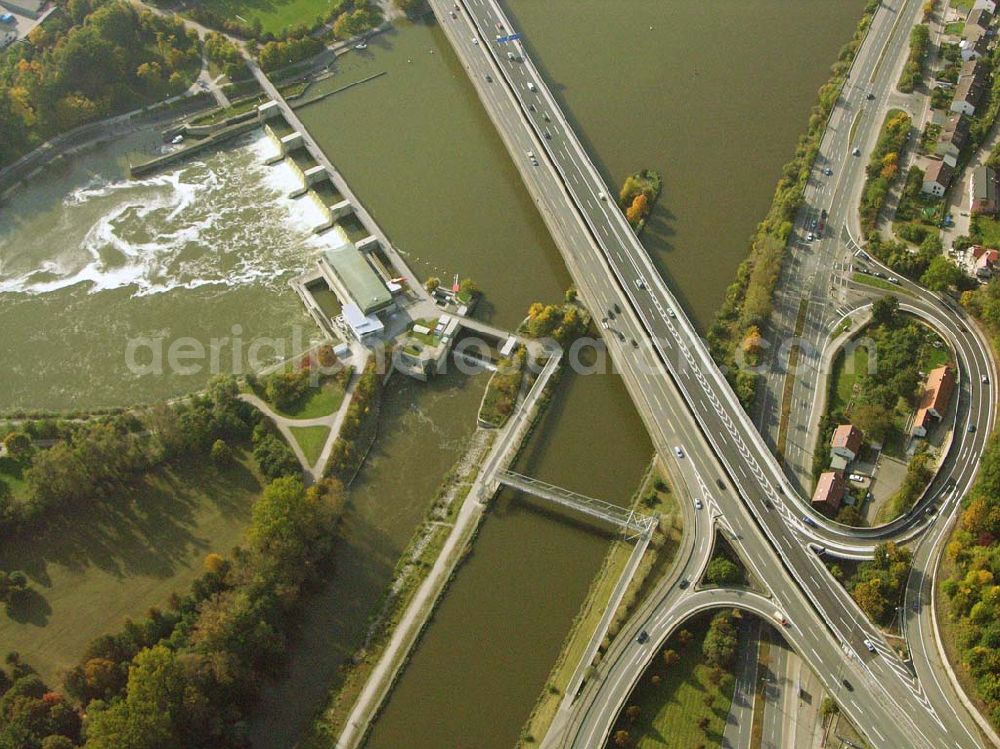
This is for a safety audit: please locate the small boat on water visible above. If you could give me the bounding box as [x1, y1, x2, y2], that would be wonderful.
[354, 41, 368, 50]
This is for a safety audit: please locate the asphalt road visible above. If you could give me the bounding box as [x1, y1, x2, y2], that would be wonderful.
[431, 0, 995, 746]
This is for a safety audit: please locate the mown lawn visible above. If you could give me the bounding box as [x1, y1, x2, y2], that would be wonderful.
[976, 217, 1000, 249]
[0, 448, 264, 686]
[291, 425, 330, 465]
[830, 346, 869, 414]
[193, 0, 345, 36]
[610, 614, 737, 749]
[277, 376, 348, 420]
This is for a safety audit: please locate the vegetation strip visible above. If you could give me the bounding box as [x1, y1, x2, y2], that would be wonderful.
[775, 299, 810, 463]
[708, 0, 882, 408]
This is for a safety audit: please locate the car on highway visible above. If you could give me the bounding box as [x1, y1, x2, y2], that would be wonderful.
[863, 638, 877, 653]
[527, 81, 537, 92]
[673, 446, 684, 459]
[450, 10, 456, 18]
[679, 578, 690, 589]
[867, 92, 875, 100]
[484, 73, 492, 82]
[716, 478, 726, 491]
[472, 37, 478, 45]
[888, 276, 899, 284]
[607, 308, 615, 319]
[773, 610, 789, 626]
[852, 147, 861, 156]
[599, 192, 608, 201]
[636, 630, 650, 644]
[600, 318, 609, 330]
[635, 278, 645, 290]
[969, 424, 977, 433]
[694, 498, 703, 510]
[824, 167, 833, 176]
[613, 303, 621, 314]
[983, 375, 990, 384]
[802, 516, 817, 528]
[630, 338, 638, 348]
[667, 308, 676, 318]
[843, 679, 854, 691]
[507, 51, 516, 61]
[926, 505, 938, 516]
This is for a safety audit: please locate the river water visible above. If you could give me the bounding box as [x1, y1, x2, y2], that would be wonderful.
[0, 130, 319, 411]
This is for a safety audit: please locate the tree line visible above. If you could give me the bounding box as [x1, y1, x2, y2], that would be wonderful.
[707, 0, 883, 410]
[0, 0, 200, 168]
[0, 473, 345, 748]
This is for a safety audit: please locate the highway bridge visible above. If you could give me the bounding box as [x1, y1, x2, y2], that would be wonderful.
[430, 0, 996, 746]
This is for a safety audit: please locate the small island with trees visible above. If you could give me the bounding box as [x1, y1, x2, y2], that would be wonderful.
[618, 169, 662, 234]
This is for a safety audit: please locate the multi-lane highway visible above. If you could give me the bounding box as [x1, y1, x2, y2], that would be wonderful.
[429, 0, 996, 746]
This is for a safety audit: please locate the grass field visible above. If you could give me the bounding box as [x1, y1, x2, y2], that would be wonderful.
[0, 448, 264, 686]
[944, 21, 965, 36]
[193, 0, 345, 36]
[291, 425, 330, 465]
[976, 217, 1000, 249]
[275, 374, 349, 420]
[829, 345, 869, 413]
[0, 456, 27, 501]
[852, 273, 912, 294]
[615, 613, 737, 749]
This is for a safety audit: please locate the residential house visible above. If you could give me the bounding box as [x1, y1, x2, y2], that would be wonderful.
[912, 365, 957, 437]
[960, 33, 991, 61]
[951, 59, 990, 116]
[937, 114, 971, 166]
[974, 0, 997, 13]
[972, 245, 1000, 277]
[971, 165, 1000, 214]
[831, 424, 864, 462]
[922, 159, 954, 197]
[812, 471, 847, 513]
[966, 7, 993, 41]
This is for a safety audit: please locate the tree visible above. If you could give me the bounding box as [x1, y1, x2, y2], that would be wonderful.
[626, 193, 648, 225]
[210, 439, 233, 466]
[698, 716, 710, 731]
[662, 648, 679, 668]
[625, 704, 641, 722]
[3, 432, 33, 462]
[612, 729, 630, 747]
[424, 276, 440, 292]
[393, 0, 424, 13]
[871, 295, 899, 326]
[702, 611, 738, 667]
[921, 255, 964, 292]
[705, 557, 742, 586]
[851, 402, 893, 443]
[677, 629, 693, 647]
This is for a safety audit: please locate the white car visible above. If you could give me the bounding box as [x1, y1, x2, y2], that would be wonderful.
[527, 81, 537, 92]
[773, 610, 789, 626]
[674, 446, 684, 459]
[694, 498, 703, 510]
[848, 473, 864, 482]
[472, 37, 478, 45]
[807, 232, 814, 241]
[863, 638, 877, 653]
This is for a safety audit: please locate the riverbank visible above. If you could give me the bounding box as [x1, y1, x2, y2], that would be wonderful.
[518, 459, 682, 746]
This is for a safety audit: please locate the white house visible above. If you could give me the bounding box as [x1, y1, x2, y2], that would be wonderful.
[974, 0, 997, 14]
[922, 159, 954, 197]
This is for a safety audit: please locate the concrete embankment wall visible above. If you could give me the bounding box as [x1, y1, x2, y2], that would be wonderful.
[129, 118, 261, 178]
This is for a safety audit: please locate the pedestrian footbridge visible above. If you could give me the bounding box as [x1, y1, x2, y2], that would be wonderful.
[495, 470, 655, 538]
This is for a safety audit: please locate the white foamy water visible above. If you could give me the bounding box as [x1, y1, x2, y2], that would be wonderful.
[0, 132, 324, 297]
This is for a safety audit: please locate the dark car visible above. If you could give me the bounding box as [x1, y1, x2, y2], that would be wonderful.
[969, 424, 977, 433]
[843, 679, 854, 691]
[679, 579, 690, 590]
[614, 303, 621, 314]
[636, 630, 650, 644]
[716, 478, 726, 491]
[803, 516, 817, 528]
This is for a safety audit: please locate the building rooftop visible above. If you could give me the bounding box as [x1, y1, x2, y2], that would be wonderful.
[941, 113, 971, 150]
[322, 242, 392, 315]
[831, 424, 864, 454]
[913, 365, 956, 432]
[812, 471, 846, 511]
[974, 165, 997, 201]
[343, 302, 385, 338]
[924, 159, 954, 186]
